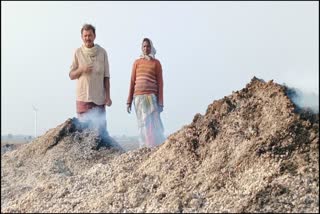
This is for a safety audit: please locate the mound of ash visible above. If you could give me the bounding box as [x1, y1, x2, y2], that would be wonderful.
[1, 77, 318, 213]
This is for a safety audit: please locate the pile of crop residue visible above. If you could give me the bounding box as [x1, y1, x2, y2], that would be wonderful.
[1, 144, 24, 155]
[1, 77, 318, 213]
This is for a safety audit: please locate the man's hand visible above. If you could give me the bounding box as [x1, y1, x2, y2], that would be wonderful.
[81, 64, 93, 74]
[69, 64, 93, 80]
[105, 97, 112, 107]
[127, 104, 131, 114]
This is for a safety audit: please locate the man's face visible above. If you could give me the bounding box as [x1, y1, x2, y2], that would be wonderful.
[142, 41, 151, 55]
[82, 29, 96, 48]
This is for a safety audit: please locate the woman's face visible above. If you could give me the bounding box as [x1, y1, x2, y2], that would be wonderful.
[142, 41, 151, 55]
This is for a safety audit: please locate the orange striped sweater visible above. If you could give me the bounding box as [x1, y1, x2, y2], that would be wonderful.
[127, 58, 163, 106]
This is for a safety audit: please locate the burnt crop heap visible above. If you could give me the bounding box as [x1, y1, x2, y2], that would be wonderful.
[1, 77, 318, 213]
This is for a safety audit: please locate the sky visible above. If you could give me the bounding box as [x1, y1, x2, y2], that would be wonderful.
[1, 1, 319, 137]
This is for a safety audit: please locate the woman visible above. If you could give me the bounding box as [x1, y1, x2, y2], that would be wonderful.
[127, 38, 166, 148]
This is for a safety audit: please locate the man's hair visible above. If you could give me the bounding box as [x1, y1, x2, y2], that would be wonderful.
[81, 24, 96, 35]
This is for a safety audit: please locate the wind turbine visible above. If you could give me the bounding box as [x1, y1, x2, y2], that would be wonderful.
[32, 105, 38, 137]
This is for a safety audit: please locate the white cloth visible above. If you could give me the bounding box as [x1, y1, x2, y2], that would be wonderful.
[81, 44, 99, 64]
[133, 94, 165, 148]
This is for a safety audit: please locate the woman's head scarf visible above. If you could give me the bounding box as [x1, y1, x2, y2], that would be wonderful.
[140, 38, 156, 60]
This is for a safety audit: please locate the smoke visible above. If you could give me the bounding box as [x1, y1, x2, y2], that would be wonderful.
[76, 108, 125, 151]
[285, 86, 319, 113]
[78, 107, 109, 137]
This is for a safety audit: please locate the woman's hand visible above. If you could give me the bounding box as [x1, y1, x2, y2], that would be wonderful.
[127, 104, 132, 113]
[158, 105, 163, 113]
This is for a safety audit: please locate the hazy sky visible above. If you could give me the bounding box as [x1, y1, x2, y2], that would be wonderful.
[2, 1, 319, 137]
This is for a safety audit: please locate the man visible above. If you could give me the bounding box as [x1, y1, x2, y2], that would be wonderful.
[69, 24, 112, 146]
